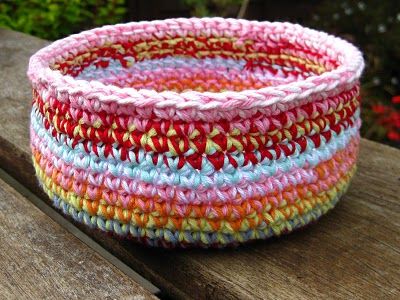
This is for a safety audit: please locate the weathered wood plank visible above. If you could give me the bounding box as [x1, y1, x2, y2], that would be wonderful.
[1, 28, 399, 299]
[0, 177, 156, 299]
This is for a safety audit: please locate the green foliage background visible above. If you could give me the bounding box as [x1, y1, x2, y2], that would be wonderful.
[0, 0, 126, 40]
[182, 0, 242, 17]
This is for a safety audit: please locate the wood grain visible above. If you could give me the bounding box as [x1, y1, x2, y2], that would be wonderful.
[1, 28, 399, 299]
[0, 177, 156, 299]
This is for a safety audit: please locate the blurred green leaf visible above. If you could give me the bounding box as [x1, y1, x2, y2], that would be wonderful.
[0, 0, 126, 40]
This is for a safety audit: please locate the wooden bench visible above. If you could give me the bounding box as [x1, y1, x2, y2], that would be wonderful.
[0, 174, 156, 299]
[0, 28, 399, 299]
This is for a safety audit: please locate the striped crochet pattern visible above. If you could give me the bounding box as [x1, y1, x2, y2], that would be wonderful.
[28, 18, 364, 247]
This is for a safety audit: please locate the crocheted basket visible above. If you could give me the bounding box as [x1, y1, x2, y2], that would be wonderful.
[28, 18, 364, 248]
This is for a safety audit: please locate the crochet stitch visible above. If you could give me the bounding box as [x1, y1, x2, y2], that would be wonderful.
[28, 18, 364, 247]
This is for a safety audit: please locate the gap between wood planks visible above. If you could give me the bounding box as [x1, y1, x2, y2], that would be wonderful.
[0, 167, 161, 297]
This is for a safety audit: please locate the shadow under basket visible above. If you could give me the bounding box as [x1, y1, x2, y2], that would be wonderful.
[27, 18, 364, 248]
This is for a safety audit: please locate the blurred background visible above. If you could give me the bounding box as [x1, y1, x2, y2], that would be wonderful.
[1, 0, 399, 148]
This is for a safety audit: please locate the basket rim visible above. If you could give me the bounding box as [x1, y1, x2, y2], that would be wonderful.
[27, 17, 364, 111]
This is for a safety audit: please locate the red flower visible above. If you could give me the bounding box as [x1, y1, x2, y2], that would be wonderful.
[370, 98, 400, 144]
[392, 96, 400, 104]
[387, 130, 400, 142]
[390, 112, 400, 128]
[372, 104, 388, 114]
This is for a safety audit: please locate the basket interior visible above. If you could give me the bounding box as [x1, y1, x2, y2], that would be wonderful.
[51, 33, 339, 93]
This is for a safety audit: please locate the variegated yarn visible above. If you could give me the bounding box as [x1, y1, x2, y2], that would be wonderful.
[28, 18, 364, 247]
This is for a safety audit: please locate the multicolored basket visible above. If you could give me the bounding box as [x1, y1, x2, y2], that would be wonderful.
[28, 18, 364, 247]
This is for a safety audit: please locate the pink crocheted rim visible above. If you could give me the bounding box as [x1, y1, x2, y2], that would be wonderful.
[27, 18, 364, 111]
